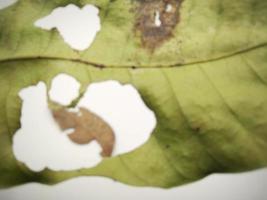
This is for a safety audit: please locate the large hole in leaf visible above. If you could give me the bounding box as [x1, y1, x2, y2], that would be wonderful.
[13, 74, 156, 172]
[35, 4, 101, 51]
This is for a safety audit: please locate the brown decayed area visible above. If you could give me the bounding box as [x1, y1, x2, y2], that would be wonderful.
[134, 0, 183, 50]
[52, 107, 115, 157]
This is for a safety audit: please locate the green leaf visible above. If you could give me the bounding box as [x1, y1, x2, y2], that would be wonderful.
[0, 0, 267, 189]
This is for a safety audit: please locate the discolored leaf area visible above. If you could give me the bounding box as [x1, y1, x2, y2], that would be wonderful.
[53, 107, 115, 157]
[0, 0, 267, 189]
[134, 0, 183, 50]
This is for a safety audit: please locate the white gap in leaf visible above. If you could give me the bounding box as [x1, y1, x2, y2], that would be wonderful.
[13, 74, 156, 172]
[154, 11, 162, 27]
[0, 0, 17, 10]
[77, 80, 156, 155]
[13, 82, 102, 172]
[166, 4, 173, 12]
[34, 4, 101, 51]
[49, 74, 81, 106]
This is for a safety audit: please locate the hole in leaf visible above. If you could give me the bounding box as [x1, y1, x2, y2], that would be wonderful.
[49, 74, 81, 106]
[13, 74, 156, 172]
[166, 4, 173, 12]
[0, 0, 17, 10]
[77, 80, 156, 156]
[13, 82, 102, 172]
[34, 4, 101, 51]
[154, 11, 162, 27]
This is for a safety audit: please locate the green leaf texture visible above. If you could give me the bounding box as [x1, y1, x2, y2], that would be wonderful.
[0, 0, 267, 189]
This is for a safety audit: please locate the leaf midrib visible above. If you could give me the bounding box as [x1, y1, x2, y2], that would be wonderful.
[0, 43, 266, 69]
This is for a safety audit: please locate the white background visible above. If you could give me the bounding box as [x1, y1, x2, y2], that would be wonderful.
[0, 0, 267, 199]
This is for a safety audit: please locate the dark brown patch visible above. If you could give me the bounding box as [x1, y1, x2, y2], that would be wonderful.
[193, 127, 200, 132]
[134, 0, 183, 50]
[52, 107, 115, 157]
[165, 144, 170, 149]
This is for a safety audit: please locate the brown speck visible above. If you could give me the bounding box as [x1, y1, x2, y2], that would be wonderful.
[134, 0, 183, 50]
[52, 107, 115, 157]
[193, 126, 200, 132]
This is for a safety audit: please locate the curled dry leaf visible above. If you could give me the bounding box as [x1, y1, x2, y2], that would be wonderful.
[52, 107, 115, 157]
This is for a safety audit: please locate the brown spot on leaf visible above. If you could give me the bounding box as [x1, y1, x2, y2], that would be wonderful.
[134, 0, 183, 50]
[165, 144, 170, 149]
[52, 107, 115, 157]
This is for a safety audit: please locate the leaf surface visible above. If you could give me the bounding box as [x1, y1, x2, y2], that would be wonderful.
[0, 0, 267, 189]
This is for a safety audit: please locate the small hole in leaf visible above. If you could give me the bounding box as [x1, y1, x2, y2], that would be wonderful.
[154, 10, 162, 27]
[34, 4, 101, 51]
[166, 4, 173, 12]
[49, 74, 81, 106]
[13, 74, 156, 172]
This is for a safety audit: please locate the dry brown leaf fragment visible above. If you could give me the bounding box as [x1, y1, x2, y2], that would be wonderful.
[52, 107, 115, 157]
